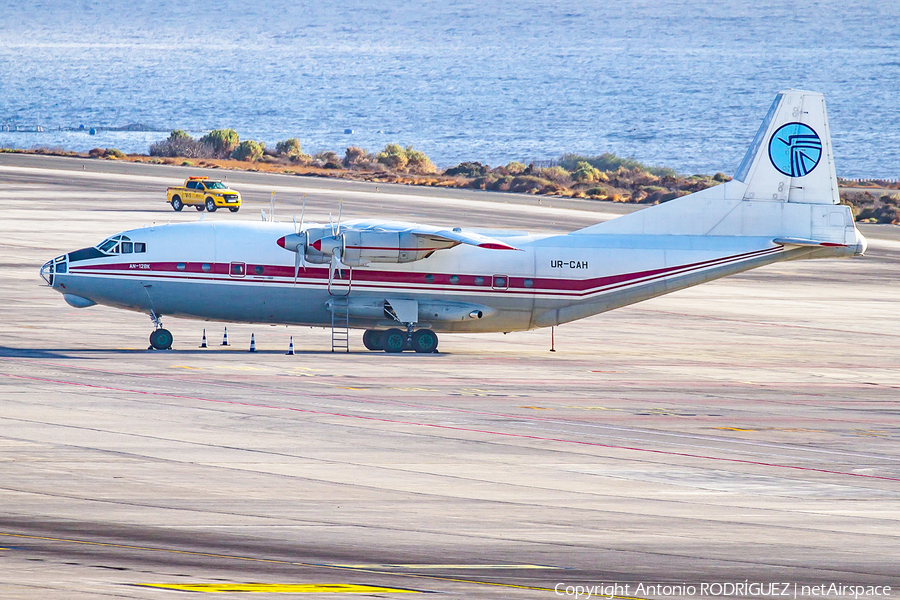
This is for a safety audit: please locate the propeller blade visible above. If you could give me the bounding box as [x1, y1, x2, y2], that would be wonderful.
[294, 252, 300, 285]
[336, 199, 343, 233]
[299, 194, 305, 231]
[329, 211, 335, 236]
[331, 248, 344, 280]
[299, 232, 307, 271]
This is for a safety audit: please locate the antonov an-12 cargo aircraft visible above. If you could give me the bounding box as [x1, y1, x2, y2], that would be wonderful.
[41, 91, 866, 353]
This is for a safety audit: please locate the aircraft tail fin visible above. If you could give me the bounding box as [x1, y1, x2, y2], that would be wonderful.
[733, 90, 838, 204]
[575, 91, 861, 248]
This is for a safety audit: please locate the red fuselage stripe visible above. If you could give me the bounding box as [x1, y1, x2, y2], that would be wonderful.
[67, 246, 783, 298]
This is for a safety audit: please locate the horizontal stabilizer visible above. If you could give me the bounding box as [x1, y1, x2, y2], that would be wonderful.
[773, 237, 846, 247]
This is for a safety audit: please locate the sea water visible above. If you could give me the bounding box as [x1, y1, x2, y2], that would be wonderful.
[0, 0, 897, 178]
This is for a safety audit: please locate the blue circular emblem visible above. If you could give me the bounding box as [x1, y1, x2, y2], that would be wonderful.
[768, 122, 822, 177]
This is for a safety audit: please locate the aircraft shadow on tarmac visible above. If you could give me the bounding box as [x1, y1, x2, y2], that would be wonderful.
[0, 346, 446, 357]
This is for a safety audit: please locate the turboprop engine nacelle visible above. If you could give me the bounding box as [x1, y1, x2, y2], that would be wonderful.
[309, 230, 458, 267]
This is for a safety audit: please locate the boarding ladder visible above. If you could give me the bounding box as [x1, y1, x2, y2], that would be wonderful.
[328, 266, 351, 353]
[329, 296, 350, 353]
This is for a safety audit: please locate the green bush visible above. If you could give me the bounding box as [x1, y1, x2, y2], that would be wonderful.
[505, 161, 527, 174]
[444, 162, 490, 177]
[559, 152, 676, 177]
[231, 140, 264, 162]
[169, 129, 193, 142]
[404, 146, 437, 174]
[275, 138, 303, 158]
[376, 143, 408, 170]
[534, 166, 571, 184]
[200, 128, 239, 158]
[89, 147, 125, 159]
[572, 161, 602, 182]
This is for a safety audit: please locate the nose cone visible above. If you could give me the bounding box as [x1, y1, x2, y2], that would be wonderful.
[40, 260, 53, 285]
[854, 228, 868, 256]
[276, 236, 286, 248]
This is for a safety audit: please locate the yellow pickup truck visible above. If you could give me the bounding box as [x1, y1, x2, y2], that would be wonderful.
[167, 177, 242, 212]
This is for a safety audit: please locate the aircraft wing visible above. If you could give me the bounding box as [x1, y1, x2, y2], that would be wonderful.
[343, 219, 520, 250]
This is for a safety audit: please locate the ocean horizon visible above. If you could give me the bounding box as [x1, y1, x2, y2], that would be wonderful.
[1, 0, 897, 178]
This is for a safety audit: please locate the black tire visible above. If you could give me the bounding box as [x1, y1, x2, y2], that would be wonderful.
[362, 330, 383, 351]
[381, 328, 406, 353]
[411, 329, 438, 353]
[195, 204, 205, 211]
[205, 197, 217, 212]
[228, 207, 240, 213]
[171, 195, 183, 211]
[149, 328, 173, 350]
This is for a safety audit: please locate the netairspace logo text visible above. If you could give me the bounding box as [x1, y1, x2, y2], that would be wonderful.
[553, 582, 893, 600]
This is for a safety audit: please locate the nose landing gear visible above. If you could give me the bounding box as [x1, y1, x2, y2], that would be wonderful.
[149, 328, 173, 350]
[147, 310, 173, 350]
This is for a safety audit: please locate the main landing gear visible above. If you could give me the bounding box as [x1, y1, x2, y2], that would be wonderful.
[363, 328, 438, 353]
[148, 310, 173, 350]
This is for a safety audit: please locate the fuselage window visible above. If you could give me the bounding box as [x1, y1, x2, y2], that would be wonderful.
[176, 263, 186, 271]
[134, 242, 146, 253]
[474, 276, 484, 286]
[121, 241, 133, 254]
[201, 263, 211, 272]
[424, 274, 434, 283]
[254, 265, 264, 275]
[449, 275, 459, 284]
[232, 263, 245, 276]
[524, 278, 533, 288]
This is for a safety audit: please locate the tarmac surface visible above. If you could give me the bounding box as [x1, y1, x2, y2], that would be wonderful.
[1, 155, 898, 599]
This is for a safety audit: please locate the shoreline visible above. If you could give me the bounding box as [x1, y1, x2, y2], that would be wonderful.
[3, 146, 898, 225]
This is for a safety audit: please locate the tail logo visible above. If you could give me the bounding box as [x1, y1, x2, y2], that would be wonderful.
[768, 122, 822, 177]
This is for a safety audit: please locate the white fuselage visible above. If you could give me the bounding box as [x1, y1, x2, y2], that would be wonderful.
[41, 218, 859, 333]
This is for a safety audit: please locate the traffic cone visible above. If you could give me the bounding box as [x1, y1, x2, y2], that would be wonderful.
[286, 336, 295, 355]
[221, 327, 229, 346]
[199, 329, 208, 348]
[249, 333, 257, 352]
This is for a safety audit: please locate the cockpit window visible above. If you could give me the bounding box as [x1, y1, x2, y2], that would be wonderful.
[97, 235, 138, 255]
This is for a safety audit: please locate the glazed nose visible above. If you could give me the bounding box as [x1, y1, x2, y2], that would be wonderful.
[40, 255, 68, 286]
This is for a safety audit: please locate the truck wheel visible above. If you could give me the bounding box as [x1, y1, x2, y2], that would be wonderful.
[195, 204, 205, 211]
[205, 197, 217, 212]
[171, 196, 183, 211]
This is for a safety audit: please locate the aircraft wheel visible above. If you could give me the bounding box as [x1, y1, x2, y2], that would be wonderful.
[228, 207, 240, 213]
[381, 328, 406, 353]
[412, 329, 438, 353]
[195, 204, 205, 211]
[205, 197, 217, 212]
[171, 196, 183, 211]
[149, 328, 173, 350]
[363, 330, 383, 351]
